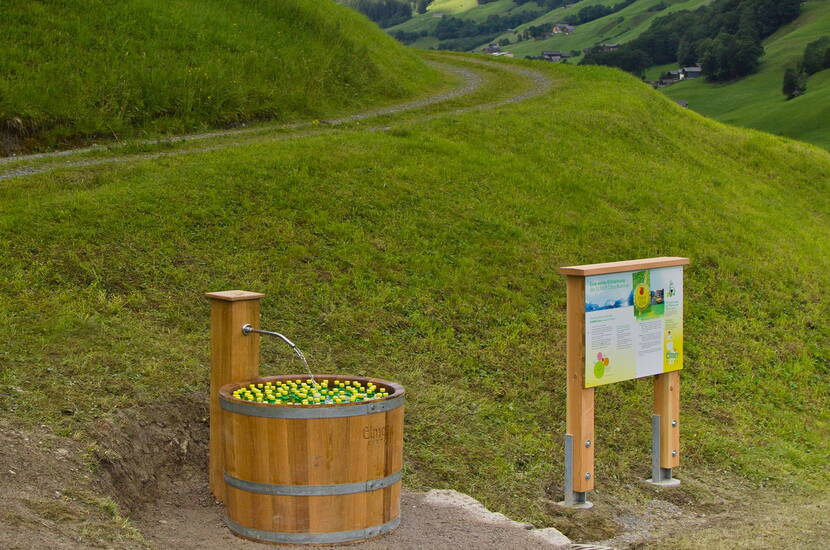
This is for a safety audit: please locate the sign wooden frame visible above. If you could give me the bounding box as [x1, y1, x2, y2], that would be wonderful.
[558, 257, 689, 506]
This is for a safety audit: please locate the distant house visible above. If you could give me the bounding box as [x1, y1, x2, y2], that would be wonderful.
[552, 24, 576, 34]
[675, 100, 689, 108]
[543, 50, 570, 62]
[681, 66, 702, 79]
[598, 43, 620, 52]
[661, 65, 703, 84]
[432, 13, 446, 18]
[491, 52, 514, 58]
[483, 43, 501, 54]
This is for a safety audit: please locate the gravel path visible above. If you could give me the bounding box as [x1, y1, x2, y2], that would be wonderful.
[134, 485, 572, 550]
[0, 57, 552, 181]
[0, 60, 482, 167]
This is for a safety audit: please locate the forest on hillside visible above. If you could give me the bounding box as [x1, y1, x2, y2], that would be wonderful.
[347, 0, 589, 50]
[582, 0, 803, 80]
[341, 0, 416, 28]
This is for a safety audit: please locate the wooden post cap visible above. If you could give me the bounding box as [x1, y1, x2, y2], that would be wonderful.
[205, 290, 266, 302]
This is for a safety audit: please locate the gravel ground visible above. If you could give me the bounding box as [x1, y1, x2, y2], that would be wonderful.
[1, 395, 574, 550]
[134, 486, 571, 550]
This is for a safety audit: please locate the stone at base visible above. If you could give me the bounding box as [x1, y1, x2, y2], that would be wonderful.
[642, 477, 681, 487]
[554, 500, 594, 510]
[424, 490, 572, 548]
[530, 527, 573, 547]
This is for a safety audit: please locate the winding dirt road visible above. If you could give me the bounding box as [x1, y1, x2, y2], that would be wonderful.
[0, 56, 552, 181]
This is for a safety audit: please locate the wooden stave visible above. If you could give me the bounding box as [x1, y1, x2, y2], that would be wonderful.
[219, 374, 404, 541]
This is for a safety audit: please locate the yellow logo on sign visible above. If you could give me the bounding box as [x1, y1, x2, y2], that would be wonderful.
[634, 283, 650, 309]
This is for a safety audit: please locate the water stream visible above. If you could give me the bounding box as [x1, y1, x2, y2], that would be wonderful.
[292, 346, 319, 392]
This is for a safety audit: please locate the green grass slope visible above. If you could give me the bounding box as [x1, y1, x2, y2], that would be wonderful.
[663, 0, 830, 149]
[1, 57, 829, 534]
[387, 0, 541, 49]
[500, 0, 713, 58]
[388, 0, 713, 55]
[0, 0, 439, 154]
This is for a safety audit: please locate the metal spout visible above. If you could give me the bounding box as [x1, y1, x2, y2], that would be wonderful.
[241, 324, 296, 349]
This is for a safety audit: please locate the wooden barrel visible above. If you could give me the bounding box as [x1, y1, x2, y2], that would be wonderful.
[218, 374, 404, 545]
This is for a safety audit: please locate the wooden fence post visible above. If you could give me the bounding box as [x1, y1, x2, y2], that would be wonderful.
[565, 275, 595, 505]
[205, 290, 265, 502]
[651, 370, 680, 484]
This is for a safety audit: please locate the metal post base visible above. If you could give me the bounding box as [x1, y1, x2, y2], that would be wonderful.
[557, 434, 594, 509]
[556, 491, 594, 509]
[644, 467, 681, 487]
[645, 414, 680, 487]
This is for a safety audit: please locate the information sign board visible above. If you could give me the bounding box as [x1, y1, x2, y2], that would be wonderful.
[584, 266, 683, 388]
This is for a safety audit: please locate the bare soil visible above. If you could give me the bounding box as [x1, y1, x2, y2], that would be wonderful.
[1, 394, 570, 550]
[2, 394, 827, 550]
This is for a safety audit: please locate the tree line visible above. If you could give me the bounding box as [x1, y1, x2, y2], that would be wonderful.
[783, 36, 830, 99]
[390, 8, 547, 49]
[582, 0, 803, 81]
[512, 0, 581, 9]
[563, 0, 636, 26]
[343, 0, 413, 28]
[434, 10, 546, 40]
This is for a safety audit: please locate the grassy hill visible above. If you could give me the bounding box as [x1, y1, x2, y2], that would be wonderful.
[0, 0, 439, 154]
[1, 49, 829, 544]
[393, 0, 830, 148]
[499, 0, 713, 59]
[387, 0, 545, 49]
[387, 0, 713, 55]
[663, 0, 830, 149]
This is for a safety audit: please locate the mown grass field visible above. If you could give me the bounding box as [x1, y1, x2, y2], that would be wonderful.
[2, 49, 829, 540]
[0, 0, 439, 153]
[663, 0, 830, 149]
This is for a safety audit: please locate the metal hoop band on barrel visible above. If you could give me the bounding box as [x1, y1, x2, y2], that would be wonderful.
[224, 515, 401, 545]
[224, 471, 402, 496]
[219, 394, 405, 419]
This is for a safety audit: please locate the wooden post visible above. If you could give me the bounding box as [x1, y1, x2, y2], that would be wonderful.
[654, 371, 680, 468]
[205, 290, 265, 502]
[566, 275, 595, 495]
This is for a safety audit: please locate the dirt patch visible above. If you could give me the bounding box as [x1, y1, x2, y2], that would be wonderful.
[538, 473, 732, 548]
[547, 505, 624, 541]
[0, 419, 149, 549]
[1, 393, 571, 549]
[3, 395, 827, 550]
[134, 486, 573, 550]
[0, 127, 25, 157]
[90, 392, 209, 515]
[87, 393, 572, 548]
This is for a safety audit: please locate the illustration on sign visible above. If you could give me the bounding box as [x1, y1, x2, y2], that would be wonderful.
[584, 266, 683, 388]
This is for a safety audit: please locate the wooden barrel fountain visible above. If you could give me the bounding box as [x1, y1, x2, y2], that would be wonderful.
[218, 374, 405, 545]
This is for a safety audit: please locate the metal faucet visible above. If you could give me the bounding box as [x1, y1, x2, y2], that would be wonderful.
[242, 324, 297, 349]
[242, 324, 312, 382]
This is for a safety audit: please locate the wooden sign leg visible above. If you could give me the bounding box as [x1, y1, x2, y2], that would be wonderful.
[205, 290, 265, 502]
[648, 370, 680, 486]
[561, 276, 594, 507]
